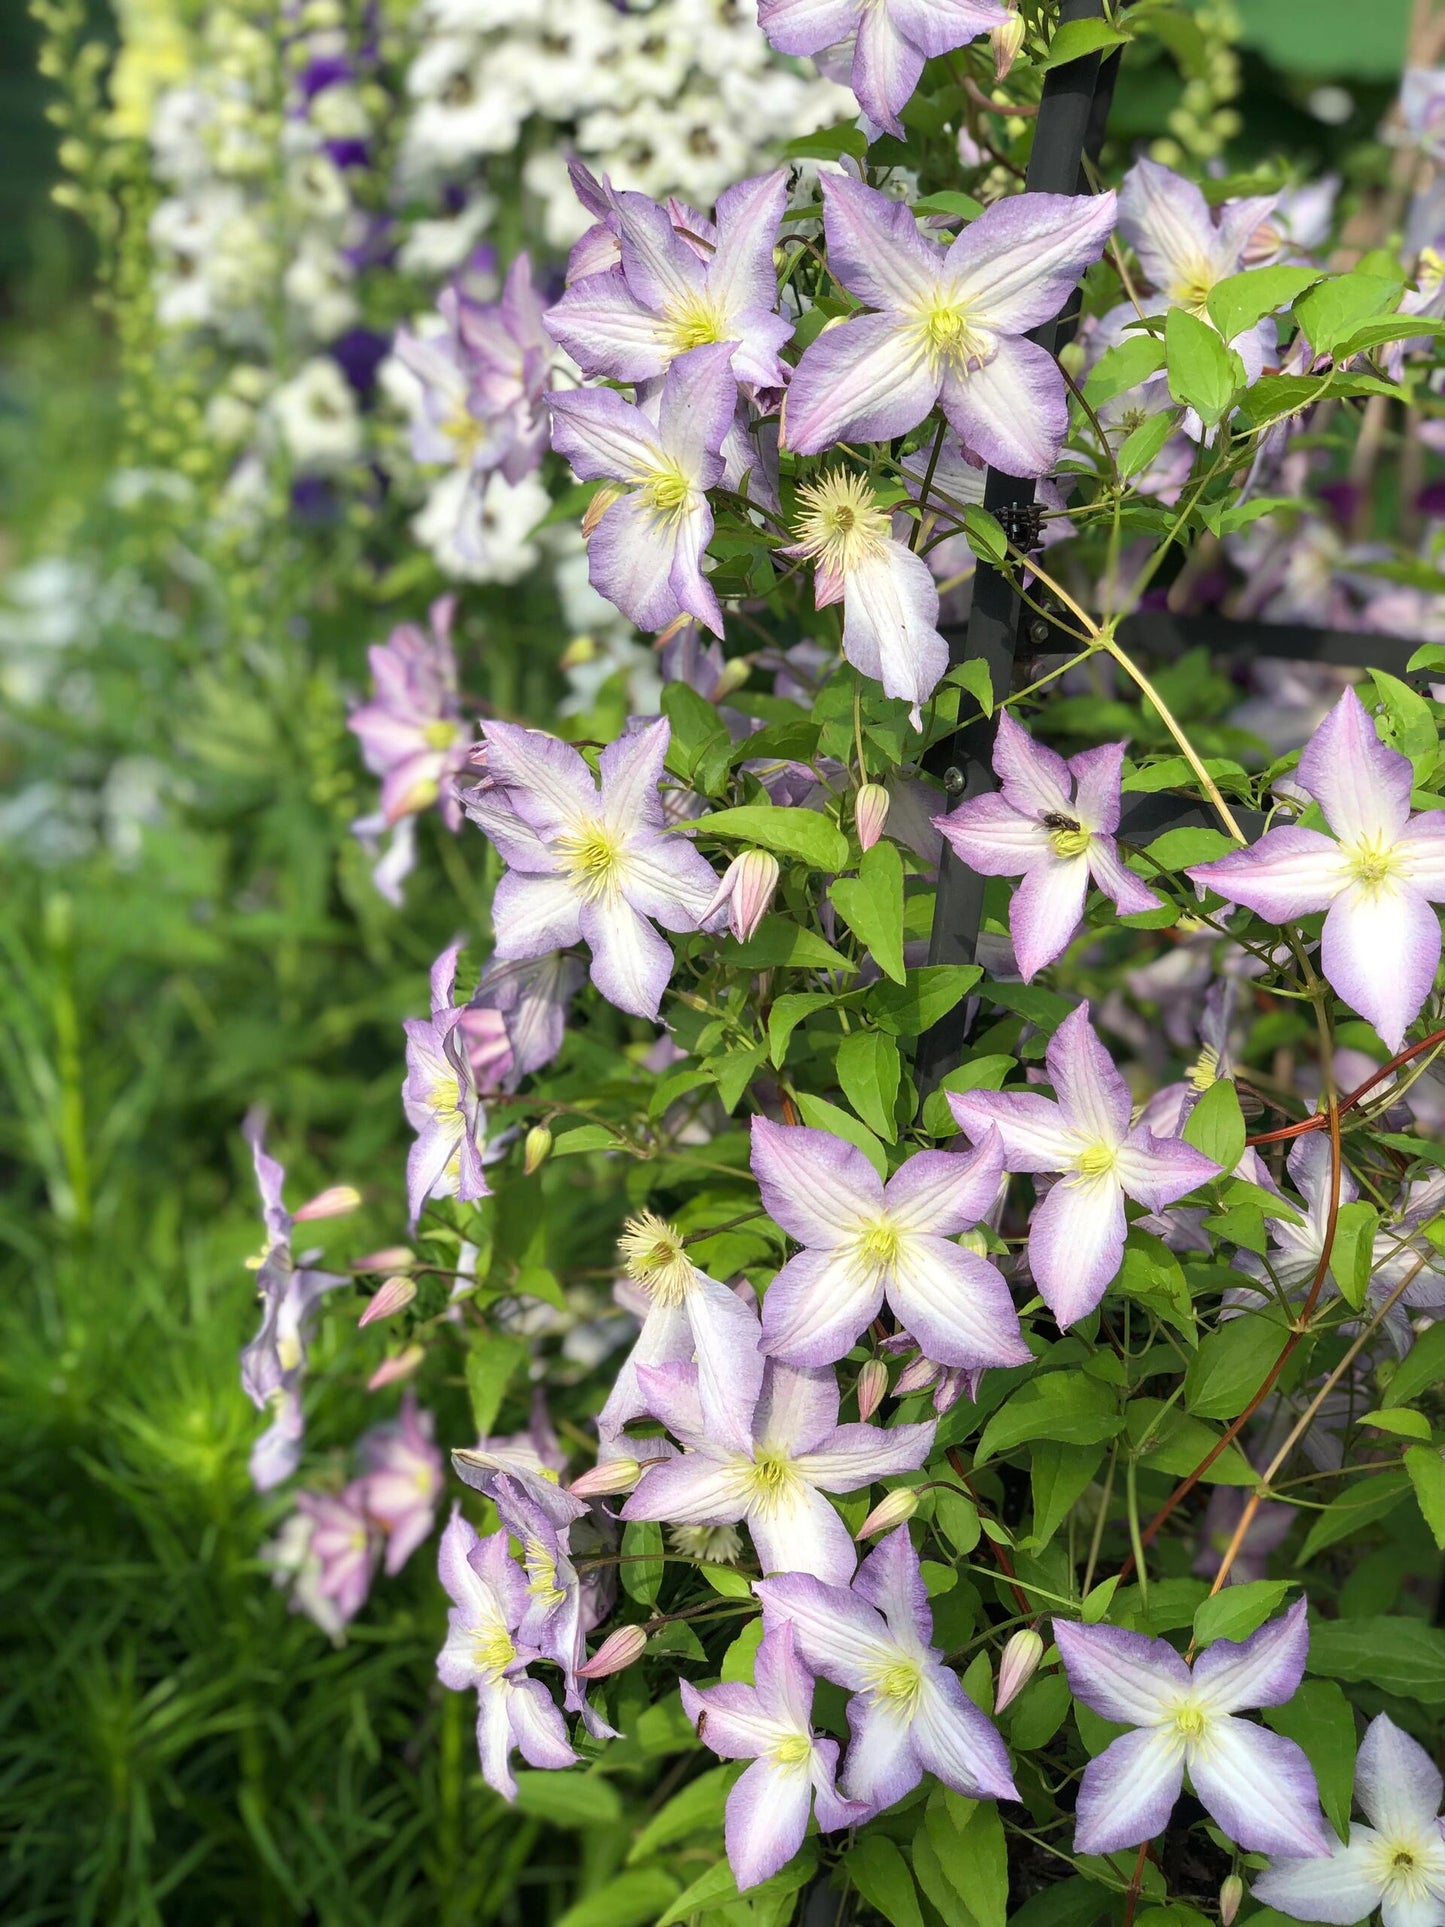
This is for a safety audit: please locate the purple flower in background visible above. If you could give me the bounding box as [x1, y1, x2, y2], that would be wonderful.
[359, 1392, 445, 1574]
[402, 939, 490, 1225]
[751, 1118, 1026, 1371]
[681, 1625, 867, 1889]
[547, 344, 738, 638]
[458, 951, 584, 1095]
[1254, 1714, 1445, 1927]
[948, 1003, 1219, 1326]
[756, 1526, 1018, 1813]
[934, 710, 1161, 981]
[757, 0, 1008, 137]
[782, 176, 1117, 478]
[546, 172, 792, 388]
[1193, 1484, 1294, 1586]
[1054, 1600, 1332, 1858]
[1188, 688, 1445, 1050]
[1401, 69, 1445, 162]
[348, 595, 470, 830]
[462, 719, 722, 1020]
[293, 1481, 382, 1628]
[435, 1510, 578, 1801]
[624, 1353, 935, 1584]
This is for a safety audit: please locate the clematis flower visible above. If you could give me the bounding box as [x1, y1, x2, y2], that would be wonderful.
[348, 595, 470, 837]
[756, 1525, 1018, 1812]
[1254, 1714, 1445, 1927]
[293, 1482, 382, 1627]
[700, 849, 781, 943]
[545, 172, 792, 388]
[783, 468, 949, 725]
[435, 1509, 578, 1801]
[681, 1624, 867, 1889]
[948, 1003, 1219, 1326]
[459, 950, 585, 1095]
[624, 1353, 935, 1584]
[402, 939, 490, 1225]
[1054, 1600, 1332, 1858]
[547, 342, 738, 637]
[358, 1391, 445, 1574]
[1193, 1483, 1295, 1587]
[461, 718, 722, 1021]
[934, 710, 1162, 980]
[757, 0, 1008, 137]
[751, 1116, 1027, 1371]
[781, 176, 1117, 478]
[1188, 688, 1445, 1051]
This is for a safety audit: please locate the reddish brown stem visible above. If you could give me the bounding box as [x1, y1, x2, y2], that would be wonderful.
[1245, 1025, 1445, 1146]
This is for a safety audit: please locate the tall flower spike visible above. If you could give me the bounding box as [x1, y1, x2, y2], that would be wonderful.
[782, 176, 1117, 478]
[1053, 1599, 1333, 1859]
[1188, 687, 1445, 1051]
[934, 709, 1162, 980]
[948, 1003, 1219, 1326]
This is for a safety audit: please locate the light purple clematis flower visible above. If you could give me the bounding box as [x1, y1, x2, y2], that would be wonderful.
[756, 1525, 1019, 1813]
[547, 342, 738, 637]
[1054, 1599, 1333, 1859]
[545, 172, 792, 390]
[681, 1624, 868, 1889]
[624, 1352, 935, 1584]
[948, 1003, 1219, 1326]
[757, 0, 1008, 137]
[459, 950, 584, 1096]
[1254, 1713, 1445, 1927]
[435, 1508, 578, 1802]
[348, 596, 470, 833]
[934, 709, 1162, 981]
[358, 1391, 445, 1574]
[293, 1481, 382, 1627]
[462, 718, 722, 1021]
[750, 1116, 1027, 1371]
[1188, 688, 1445, 1051]
[402, 939, 490, 1226]
[782, 176, 1117, 478]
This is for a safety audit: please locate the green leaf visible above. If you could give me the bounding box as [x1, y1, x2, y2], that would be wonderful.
[831, 840, 906, 983]
[912, 1823, 975, 1927]
[1182, 1078, 1244, 1174]
[1384, 1321, 1445, 1406]
[1307, 1614, 1445, 1703]
[1040, 17, 1130, 66]
[1206, 266, 1323, 344]
[1299, 1472, 1410, 1562]
[963, 504, 1009, 563]
[555, 1869, 680, 1927]
[720, 1616, 766, 1683]
[1145, 825, 1237, 870]
[1126, 1399, 1255, 1486]
[1116, 1234, 1195, 1335]
[1028, 1441, 1104, 1550]
[1083, 332, 1168, 406]
[550, 1123, 626, 1158]
[928, 1795, 1008, 1927]
[1117, 408, 1178, 480]
[696, 805, 848, 871]
[835, 1029, 902, 1141]
[661, 681, 729, 783]
[868, 964, 981, 1036]
[656, 1847, 817, 1927]
[974, 1373, 1123, 1465]
[1371, 668, 1438, 776]
[767, 990, 836, 1068]
[627, 1766, 732, 1862]
[1184, 1313, 1290, 1420]
[722, 916, 853, 973]
[783, 120, 867, 162]
[1165, 307, 1243, 426]
[1335, 313, 1445, 357]
[845, 1834, 926, 1927]
[710, 1043, 766, 1114]
[912, 190, 985, 222]
[1359, 1406, 1433, 1441]
[1006, 1876, 1113, 1927]
[1263, 1679, 1358, 1843]
[1193, 1580, 1292, 1648]
[953, 657, 994, 717]
[465, 1331, 528, 1436]
[795, 1091, 887, 1179]
[1405, 1446, 1445, 1549]
[1007, 1672, 1073, 1751]
[1293, 271, 1404, 358]
[620, 1519, 664, 1607]
[922, 1054, 1017, 1136]
[514, 1772, 624, 1827]
[1330, 1199, 1380, 1311]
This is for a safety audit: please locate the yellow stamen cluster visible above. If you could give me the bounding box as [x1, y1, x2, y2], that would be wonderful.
[639, 460, 695, 523]
[1047, 823, 1092, 859]
[557, 822, 626, 904]
[791, 469, 891, 576]
[771, 1733, 814, 1768]
[1171, 1699, 1209, 1743]
[524, 1536, 565, 1607]
[618, 1211, 695, 1306]
[854, 1216, 903, 1278]
[747, 1450, 797, 1510]
[1167, 262, 1217, 318]
[911, 293, 991, 372]
[868, 1656, 925, 1715]
[1345, 837, 1403, 894]
[665, 291, 728, 354]
[1074, 1141, 1119, 1180]
[471, 1621, 516, 1680]
[1187, 1043, 1221, 1094]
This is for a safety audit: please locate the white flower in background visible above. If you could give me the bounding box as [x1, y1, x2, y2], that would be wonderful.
[269, 359, 363, 472]
[412, 471, 551, 583]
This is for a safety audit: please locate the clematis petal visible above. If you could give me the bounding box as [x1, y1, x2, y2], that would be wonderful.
[1188, 1716, 1333, 1858]
[756, 0, 861, 59]
[622, 834, 724, 930]
[1069, 741, 1128, 836]
[1045, 1003, 1131, 1141]
[841, 540, 950, 716]
[598, 719, 669, 835]
[726, 1754, 815, 1891]
[664, 498, 727, 639]
[940, 336, 1070, 478]
[886, 1237, 1032, 1370]
[482, 721, 598, 831]
[992, 708, 1075, 816]
[820, 173, 947, 312]
[624, 1452, 751, 1526]
[544, 271, 670, 382]
[1074, 1725, 1185, 1854]
[1009, 851, 1090, 981]
[1394, 813, 1445, 900]
[912, 1666, 1020, 1801]
[587, 493, 693, 636]
[577, 893, 676, 1019]
[761, 1247, 885, 1367]
[1053, 1617, 1190, 1723]
[749, 1481, 861, 1585]
[1188, 827, 1349, 921]
[1191, 1596, 1310, 1715]
[1298, 688, 1413, 847]
[657, 341, 739, 481]
[751, 1117, 882, 1245]
[547, 384, 661, 485]
[1114, 1129, 1220, 1211]
[509, 1677, 580, 1771]
[783, 311, 941, 456]
[477, 1685, 520, 1801]
[1252, 1830, 1387, 1925]
[889, 0, 1009, 59]
[679, 1678, 780, 1759]
[687, 1271, 768, 1451]
[794, 1417, 937, 1491]
[944, 189, 1119, 334]
[1321, 881, 1440, 1052]
[1087, 835, 1164, 917]
[947, 1088, 1078, 1170]
[842, 1694, 922, 1812]
[1117, 159, 1217, 299]
[851, 1, 925, 134]
[1354, 1713, 1445, 1839]
[935, 792, 1053, 874]
[853, 1523, 933, 1648]
[754, 1358, 841, 1458]
[490, 871, 584, 958]
[709, 171, 791, 320]
[884, 1133, 1005, 1233]
[1027, 1173, 1127, 1325]
[755, 1571, 897, 1690]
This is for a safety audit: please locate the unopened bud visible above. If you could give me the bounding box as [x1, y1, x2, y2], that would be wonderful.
[855, 782, 890, 852]
[353, 1245, 414, 1272]
[568, 1456, 643, 1499]
[992, 6, 1025, 79]
[366, 1345, 425, 1390]
[894, 1357, 939, 1398]
[958, 1226, 991, 1257]
[712, 656, 751, 699]
[358, 1275, 417, 1327]
[558, 633, 599, 671]
[857, 1358, 889, 1420]
[576, 1624, 648, 1679]
[1220, 1876, 1243, 1927]
[581, 482, 625, 538]
[523, 1124, 554, 1175]
[995, 1628, 1044, 1712]
[294, 1184, 362, 1222]
[701, 849, 781, 943]
[855, 1487, 919, 1541]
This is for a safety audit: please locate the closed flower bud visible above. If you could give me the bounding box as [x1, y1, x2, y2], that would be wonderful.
[713, 657, 751, 699]
[354, 1245, 414, 1273]
[894, 1357, 939, 1398]
[569, 1457, 643, 1499]
[576, 1624, 648, 1679]
[856, 1357, 890, 1420]
[701, 849, 781, 943]
[855, 1487, 919, 1541]
[294, 1183, 362, 1221]
[995, 1627, 1044, 1711]
[358, 1274, 417, 1327]
[523, 1123, 554, 1175]
[1220, 1878, 1243, 1927]
[855, 782, 890, 851]
[366, 1345, 425, 1391]
[992, 5, 1025, 79]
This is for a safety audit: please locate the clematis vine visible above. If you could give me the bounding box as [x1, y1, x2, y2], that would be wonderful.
[1054, 1599, 1333, 1858]
[782, 175, 1117, 477]
[1189, 687, 1445, 1051]
[756, 1525, 1018, 1812]
[681, 1624, 867, 1890]
[934, 710, 1162, 981]
[749, 1116, 1028, 1372]
[948, 1003, 1219, 1326]
[402, 938, 490, 1226]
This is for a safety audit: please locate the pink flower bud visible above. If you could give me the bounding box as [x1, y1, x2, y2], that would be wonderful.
[893, 1357, 939, 1398]
[358, 1275, 417, 1327]
[855, 1487, 919, 1541]
[855, 783, 890, 851]
[568, 1457, 643, 1499]
[354, 1246, 415, 1273]
[575, 1624, 648, 1679]
[701, 849, 781, 943]
[366, 1345, 425, 1391]
[856, 1358, 889, 1420]
[992, 5, 1025, 79]
[1220, 1877, 1243, 1927]
[523, 1124, 553, 1175]
[294, 1184, 362, 1222]
[995, 1628, 1044, 1711]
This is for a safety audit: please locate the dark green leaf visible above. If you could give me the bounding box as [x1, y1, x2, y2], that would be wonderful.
[1165, 307, 1243, 426]
[1193, 1580, 1292, 1647]
[1293, 271, 1404, 357]
[1307, 1615, 1445, 1703]
[1298, 1473, 1410, 1562]
[722, 916, 853, 973]
[620, 1519, 664, 1607]
[835, 1029, 902, 1141]
[975, 1373, 1123, 1464]
[465, 1331, 528, 1436]
[1040, 18, 1130, 66]
[1083, 333, 1168, 407]
[868, 964, 981, 1036]
[1206, 266, 1322, 343]
[1182, 1078, 1244, 1174]
[1184, 1313, 1290, 1420]
[1405, 1446, 1445, 1548]
[846, 1834, 926, 1927]
[696, 804, 848, 871]
[831, 840, 906, 983]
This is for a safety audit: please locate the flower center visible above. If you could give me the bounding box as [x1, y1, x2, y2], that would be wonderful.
[443, 406, 488, 459]
[1171, 1698, 1209, 1743]
[1373, 1836, 1432, 1902]
[1167, 261, 1217, 319]
[665, 291, 729, 354]
[867, 1655, 925, 1715]
[1046, 821, 1091, 859]
[1187, 1044, 1220, 1093]
[618, 1211, 695, 1306]
[747, 1449, 797, 1511]
[1346, 835, 1402, 893]
[423, 719, 462, 751]
[557, 821, 626, 904]
[668, 1522, 743, 1564]
[854, 1215, 903, 1278]
[523, 1535, 564, 1607]
[913, 294, 991, 371]
[639, 461, 695, 524]
[791, 469, 892, 576]
[471, 1621, 516, 1680]
[771, 1733, 813, 1768]
[1420, 246, 1445, 294]
[1074, 1141, 1119, 1179]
